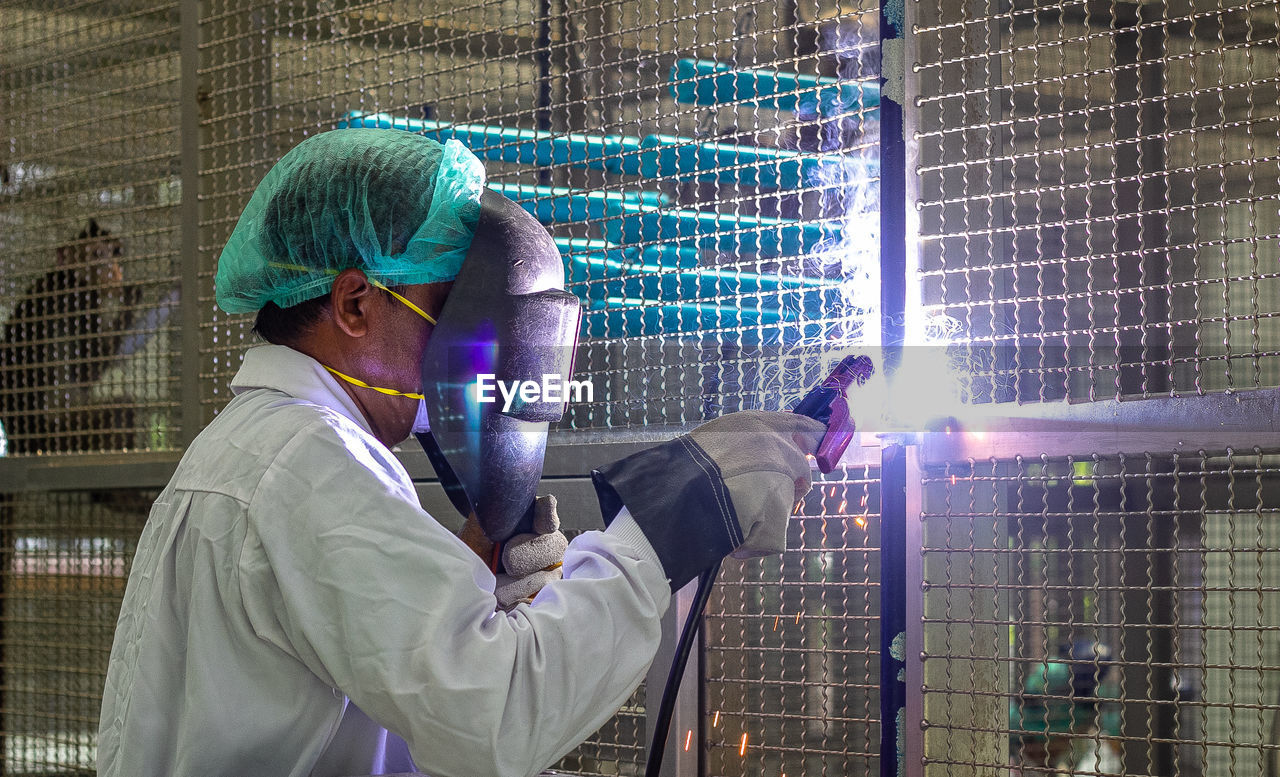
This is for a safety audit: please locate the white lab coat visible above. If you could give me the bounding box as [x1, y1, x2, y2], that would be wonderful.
[98, 345, 671, 777]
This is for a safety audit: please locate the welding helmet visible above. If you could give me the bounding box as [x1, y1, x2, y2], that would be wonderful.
[416, 189, 582, 543]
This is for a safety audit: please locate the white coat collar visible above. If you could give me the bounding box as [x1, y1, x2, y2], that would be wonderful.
[230, 345, 374, 436]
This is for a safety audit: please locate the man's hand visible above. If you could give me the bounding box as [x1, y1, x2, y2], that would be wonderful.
[684, 410, 825, 558]
[591, 410, 825, 590]
[494, 495, 568, 609]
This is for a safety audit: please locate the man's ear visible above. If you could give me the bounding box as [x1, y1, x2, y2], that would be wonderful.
[328, 268, 376, 338]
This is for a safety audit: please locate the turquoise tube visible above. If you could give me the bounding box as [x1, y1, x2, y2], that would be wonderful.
[489, 183, 670, 222]
[338, 111, 640, 170]
[554, 237, 841, 337]
[574, 287, 845, 338]
[605, 206, 835, 258]
[633, 134, 877, 187]
[669, 58, 880, 117]
[338, 112, 873, 190]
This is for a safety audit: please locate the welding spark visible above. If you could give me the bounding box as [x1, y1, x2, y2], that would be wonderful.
[712, 711, 720, 728]
[773, 615, 780, 631]
[838, 499, 848, 513]
[855, 513, 867, 529]
[739, 733, 748, 757]
[684, 730, 692, 752]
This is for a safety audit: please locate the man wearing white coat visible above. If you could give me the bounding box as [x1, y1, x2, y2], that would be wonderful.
[98, 128, 825, 777]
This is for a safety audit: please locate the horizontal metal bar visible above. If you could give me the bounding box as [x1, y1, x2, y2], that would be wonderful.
[19, 391, 1271, 496]
[397, 436, 664, 482]
[917, 387, 1280, 464]
[0, 451, 182, 493]
[416, 476, 606, 533]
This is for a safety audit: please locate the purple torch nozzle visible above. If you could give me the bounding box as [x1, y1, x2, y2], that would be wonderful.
[792, 355, 874, 473]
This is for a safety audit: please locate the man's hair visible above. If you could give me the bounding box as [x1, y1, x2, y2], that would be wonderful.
[251, 295, 330, 346]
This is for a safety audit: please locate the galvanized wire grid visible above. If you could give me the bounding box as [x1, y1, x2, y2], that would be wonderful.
[0, 490, 150, 775]
[0, 3, 184, 455]
[920, 452, 1280, 777]
[195, 0, 880, 429]
[705, 466, 881, 777]
[913, 0, 1280, 402]
[548, 527, 648, 777]
[554, 684, 648, 777]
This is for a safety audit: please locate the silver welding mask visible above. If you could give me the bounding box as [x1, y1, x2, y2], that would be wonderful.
[417, 190, 582, 543]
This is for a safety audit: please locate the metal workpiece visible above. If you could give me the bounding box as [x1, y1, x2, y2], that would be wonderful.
[917, 388, 1280, 464]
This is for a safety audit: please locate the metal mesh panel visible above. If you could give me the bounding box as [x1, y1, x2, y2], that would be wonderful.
[195, 0, 881, 428]
[554, 684, 647, 777]
[920, 452, 1280, 777]
[0, 490, 150, 775]
[0, 4, 184, 455]
[705, 466, 881, 777]
[913, 0, 1280, 401]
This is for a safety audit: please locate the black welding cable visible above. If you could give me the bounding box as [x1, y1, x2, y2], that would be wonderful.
[644, 559, 721, 777]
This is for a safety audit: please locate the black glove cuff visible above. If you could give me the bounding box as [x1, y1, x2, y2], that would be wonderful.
[591, 435, 742, 590]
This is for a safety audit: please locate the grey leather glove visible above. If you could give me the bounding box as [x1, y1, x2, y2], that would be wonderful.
[494, 494, 567, 609]
[592, 410, 826, 590]
[686, 411, 825, 559]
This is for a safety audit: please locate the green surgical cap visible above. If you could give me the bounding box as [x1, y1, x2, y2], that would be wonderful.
[215, 128, 485, 314]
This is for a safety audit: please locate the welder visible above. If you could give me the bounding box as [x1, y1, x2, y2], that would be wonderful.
[96, 128, 825, 777]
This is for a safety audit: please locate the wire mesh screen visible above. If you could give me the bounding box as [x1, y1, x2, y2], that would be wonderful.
[0, 4, 184, 455]
[912, 0, 1280, 402]
[195, 0, 881, 428]
[0, 490, 150, 775]
[920, 452, 1280, 777]
[705, 466, 881, 777]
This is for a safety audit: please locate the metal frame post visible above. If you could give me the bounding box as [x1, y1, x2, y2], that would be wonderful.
[645, 579, 701, 777]
[904, 447, 925, 777]
[179, 0, 202, 447]
[879, 0, 910, 768]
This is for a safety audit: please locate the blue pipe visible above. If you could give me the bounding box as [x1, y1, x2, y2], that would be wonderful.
[669, 58, 880, 117]
[339, 111, 640, 170]
[555, 240, 824, 289]
[575, 287, 845, 339]
[635, 134, 876, 187]
[553, 239, 840, 337]
[339, 112, 874, 190]
[554, 238, 700, 275]
[485, 179, 838, 258]
[570, 271, 839, 305]
[490, 183, 671, 222]
[604, 205, 834, 258]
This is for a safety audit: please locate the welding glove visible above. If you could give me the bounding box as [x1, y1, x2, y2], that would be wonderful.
[592, 410, 825, 591]
[493, 495, 568, 609]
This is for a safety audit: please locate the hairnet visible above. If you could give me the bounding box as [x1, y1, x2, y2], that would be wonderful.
[215, 129, 485, 314]
[1009, 661, 1086, 740]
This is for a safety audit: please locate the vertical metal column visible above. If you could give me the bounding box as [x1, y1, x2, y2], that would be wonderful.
[879, 0, 909, 773]
[179, 0, 202, 447]
[903, 449, 926, 777]
[645, 581, 700, 777]
[880, 441, 908, 777]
